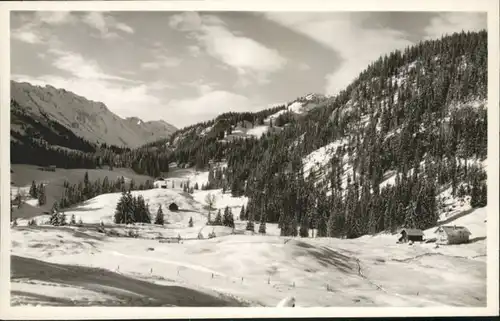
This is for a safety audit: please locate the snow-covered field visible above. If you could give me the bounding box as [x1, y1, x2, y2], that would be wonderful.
[10, 167, 488, 307]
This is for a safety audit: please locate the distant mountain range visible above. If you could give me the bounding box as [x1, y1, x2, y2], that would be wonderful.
[10, 80, 177, 149]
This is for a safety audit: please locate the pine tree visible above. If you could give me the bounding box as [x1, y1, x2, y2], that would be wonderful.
[228, 208, 235, 228]
[154, 205, 165, 225]
[189, 216, 194, 227]
[223, 206, 231, 227]
[37, 184, 47, 206]
[114, 192, 126, 224]
[70, 214, 76, 225]
[29, 180, 38, 198]
[239, 205, 245, 220]
[50, 208, 60, 226]
[215, 209, 222, 225]
[59, 212, 67, 226]
[299, 214, 309, 237]
[83, 171, 90, 198]
[478, 181, 487, 207]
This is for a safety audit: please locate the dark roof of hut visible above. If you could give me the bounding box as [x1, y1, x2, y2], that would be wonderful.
[400, 228, 424, 236]
[434, 225, 471, 236]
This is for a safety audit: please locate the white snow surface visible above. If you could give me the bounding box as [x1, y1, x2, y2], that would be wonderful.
[11, 167, 488, 307]
[287, 102, 304, 114]
[247, 126, 269, 138]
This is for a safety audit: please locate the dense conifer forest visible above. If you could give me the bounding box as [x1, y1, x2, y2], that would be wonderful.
[11, 31, 488, 238]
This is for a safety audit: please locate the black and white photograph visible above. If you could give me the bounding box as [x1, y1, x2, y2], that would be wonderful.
[1, 0, 499, 318]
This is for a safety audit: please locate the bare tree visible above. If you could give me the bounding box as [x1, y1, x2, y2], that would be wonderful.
[205, 193, 216, 221]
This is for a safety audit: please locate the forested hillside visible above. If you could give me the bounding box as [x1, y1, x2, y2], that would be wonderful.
[11, 31, 488, 239]
[162, 30, 488, 238]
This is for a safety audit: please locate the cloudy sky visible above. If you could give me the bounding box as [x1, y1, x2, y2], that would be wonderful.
[11, 11, 486, 128]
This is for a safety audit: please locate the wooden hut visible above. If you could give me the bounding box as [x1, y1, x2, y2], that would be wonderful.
[434, 225, 471, 245]
[398, 228, 424, 243]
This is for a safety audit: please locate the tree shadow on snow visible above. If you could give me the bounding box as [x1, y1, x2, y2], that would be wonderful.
[293, 241, 356, 274]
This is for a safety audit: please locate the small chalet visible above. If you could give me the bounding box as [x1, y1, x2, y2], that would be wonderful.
[153, 180, 167, 189]
[398, 228, 424, 243]
[434, 225, 471, 245]
[169, 202, 179, 211]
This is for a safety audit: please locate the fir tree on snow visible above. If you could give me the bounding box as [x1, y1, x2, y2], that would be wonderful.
[214, 209, 223, 225]
[50, 208, 60, 226]
[60, 212, 67, 226]
[154, 205, 165, 225]
[239, 205, 245, 220]
[70, 214, 76, 225]
[29, 180, 38, 199]
[189, 216, 194, 227]
[37, 184, 47, 206]
[222, 206, 232, 227]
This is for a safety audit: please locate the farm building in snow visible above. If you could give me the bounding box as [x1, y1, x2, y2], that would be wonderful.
[434, 225, 471, 244]
[398, 228, 424, 243]
[154, 180, 167, 189]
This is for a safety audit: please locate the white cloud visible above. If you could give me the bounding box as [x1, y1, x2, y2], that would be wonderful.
[169, 12, 287, 85]
[141, 44, 182, 69]
[115, 22, 135, 34]
[200, 25, 286, 74]
[82, 12, 135, 39]
[35, 12, 76, 25]
[168, 11, 204, 31]
[187, 45, 201, 57]
[148, 80, 176, 91]
[265, 13, 412, 95]
[424, 13, 486, 40]
[11, 29, 43, 44]
[141, 55, 182, 69]
[47, 48, 138, 83]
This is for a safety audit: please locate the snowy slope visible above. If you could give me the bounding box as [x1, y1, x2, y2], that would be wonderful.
[11, 166, 487, 307]
[11, 205, 487, 307]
